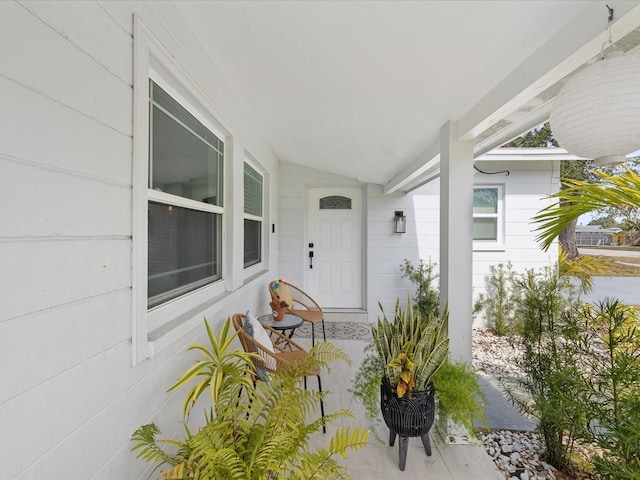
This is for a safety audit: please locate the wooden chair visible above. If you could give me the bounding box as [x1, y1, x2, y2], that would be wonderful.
[268, 280, 326, 346]
[231, 313, 326, 432]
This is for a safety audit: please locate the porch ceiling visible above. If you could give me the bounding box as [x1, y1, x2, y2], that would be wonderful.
[175, 1, 640, 192]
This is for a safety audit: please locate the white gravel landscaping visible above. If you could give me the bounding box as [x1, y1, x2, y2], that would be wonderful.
[472, 328, 597, 480]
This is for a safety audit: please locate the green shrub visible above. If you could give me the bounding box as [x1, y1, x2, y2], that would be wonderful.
[480, 262, 520, 335]
[505, 266, 585, 471]
[570, 300, 640, 479]
[400, 258, 439, 318]
[432, 360, 487, 433]
[503, 268, 640, 478]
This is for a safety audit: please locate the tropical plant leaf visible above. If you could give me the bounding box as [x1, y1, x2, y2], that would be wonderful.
[533, 168, 640, 251]
[132, 316, 363, 479]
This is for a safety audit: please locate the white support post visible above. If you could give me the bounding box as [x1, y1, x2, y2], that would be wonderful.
[439, 121, 474, 365]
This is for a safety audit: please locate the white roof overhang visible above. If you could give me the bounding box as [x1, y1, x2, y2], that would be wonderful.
[172, 1, 640, 193]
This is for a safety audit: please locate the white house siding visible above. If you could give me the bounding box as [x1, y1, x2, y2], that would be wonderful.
[366, 183, 426, 317]
[278, 161, 364, 285]
[470, 160, 560, 325]
[408, 160, 560, 327]
[1, 1, 280, 478]
[277, 162, 422, 320]
[278, 159, 559, 327]
[0, 1, 563, 476]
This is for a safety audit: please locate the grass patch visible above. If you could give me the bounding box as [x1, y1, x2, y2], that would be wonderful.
[583, 255, 640, 277]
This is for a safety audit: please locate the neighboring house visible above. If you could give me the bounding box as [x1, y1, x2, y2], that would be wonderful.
[0, 1, 622, 478]
[576, 225, 620, 246]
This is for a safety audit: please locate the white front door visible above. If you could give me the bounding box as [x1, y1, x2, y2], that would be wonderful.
[306, 187, 363, 308]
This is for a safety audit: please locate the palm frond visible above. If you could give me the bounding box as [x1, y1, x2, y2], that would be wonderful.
[533, 168, 640, 251]
[558, 247, 613, 294]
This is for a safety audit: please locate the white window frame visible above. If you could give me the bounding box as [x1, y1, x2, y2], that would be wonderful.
[243, 157, 265, 275]
[132, 17, 230, 364]
[472, 184, 505, 251]
[147, 79, 224, 307]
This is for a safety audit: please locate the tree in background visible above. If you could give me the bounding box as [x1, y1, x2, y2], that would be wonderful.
[506, 122, 640, 254]
[504, 122, 558, 148]
[533, 168, 640, 250]
[557, 159, 590, 258]
[505, 122, 589, 259]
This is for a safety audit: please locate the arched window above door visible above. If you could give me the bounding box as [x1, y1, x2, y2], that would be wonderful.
[319, 195, 352, 210]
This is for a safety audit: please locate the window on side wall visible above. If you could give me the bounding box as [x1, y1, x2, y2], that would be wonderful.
[147, 80, 224, 308]
[473, 185, 504, 245]
[244, 162, 263, 268]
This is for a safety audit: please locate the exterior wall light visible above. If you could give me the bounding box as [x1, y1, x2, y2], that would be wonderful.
[394, 211, 406, 233]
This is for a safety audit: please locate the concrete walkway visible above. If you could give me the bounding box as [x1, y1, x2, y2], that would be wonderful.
[478, 375, 535, 432]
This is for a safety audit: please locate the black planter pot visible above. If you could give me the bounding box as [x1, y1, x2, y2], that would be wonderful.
[380, 379, 436, 471]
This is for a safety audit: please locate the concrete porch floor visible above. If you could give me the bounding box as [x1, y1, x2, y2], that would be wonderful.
[298, 336, 504, 479]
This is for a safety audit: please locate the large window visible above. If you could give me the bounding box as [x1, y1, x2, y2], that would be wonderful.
[147, 80, 224, 307]
[473, 186, 503, 242]
[244, 162, 263, 267]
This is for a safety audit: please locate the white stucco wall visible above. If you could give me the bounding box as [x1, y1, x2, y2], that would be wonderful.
[0, 2, 281, 478]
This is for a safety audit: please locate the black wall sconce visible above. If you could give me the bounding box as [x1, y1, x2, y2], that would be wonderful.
[394, 211, 406, 233]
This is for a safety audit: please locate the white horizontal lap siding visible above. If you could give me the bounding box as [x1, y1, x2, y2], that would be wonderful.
[0, 159, 130, 238]
[0, 290, 131, 404]
[10, 334, 199, 480]
[2, 1, 282, 477]
[367, 183, 420, 321]
[19, 0, 133, 84]
[0, 2, 132, 135]
[471, 163, 559, 326]
[0, 76, 131, 184]
[0, 1, 138, 478]
[1, 239, 131, 322]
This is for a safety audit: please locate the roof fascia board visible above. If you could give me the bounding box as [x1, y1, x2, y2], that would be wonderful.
[476, 148, 584, 162]
[404, 147, 583, 193]
[471, 107, 551, 158]
[404, 169, 441, 193]
[384, 140, 440, 194]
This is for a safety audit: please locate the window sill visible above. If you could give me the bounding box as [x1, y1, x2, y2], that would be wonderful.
[145, 269, 270, 359]
[147, 290, 228, 357]
[473, 243, 506, 252]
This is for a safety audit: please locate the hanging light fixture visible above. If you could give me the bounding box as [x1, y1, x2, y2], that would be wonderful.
[550, 6, 640, 166]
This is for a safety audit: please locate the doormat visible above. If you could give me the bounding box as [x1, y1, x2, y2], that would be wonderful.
[294, 321, 372, 341]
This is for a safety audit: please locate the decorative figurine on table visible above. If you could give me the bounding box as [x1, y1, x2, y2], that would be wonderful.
[269, 299, 289, 321]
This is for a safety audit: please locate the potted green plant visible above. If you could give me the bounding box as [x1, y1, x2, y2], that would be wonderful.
[131, 317, 369, 479]
[351, 297, 485, 470]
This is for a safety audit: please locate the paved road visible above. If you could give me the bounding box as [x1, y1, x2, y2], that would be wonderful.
[577, 247, 640, 305]
[579, 247, 640, 258]
[579, 276, 640, 306]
